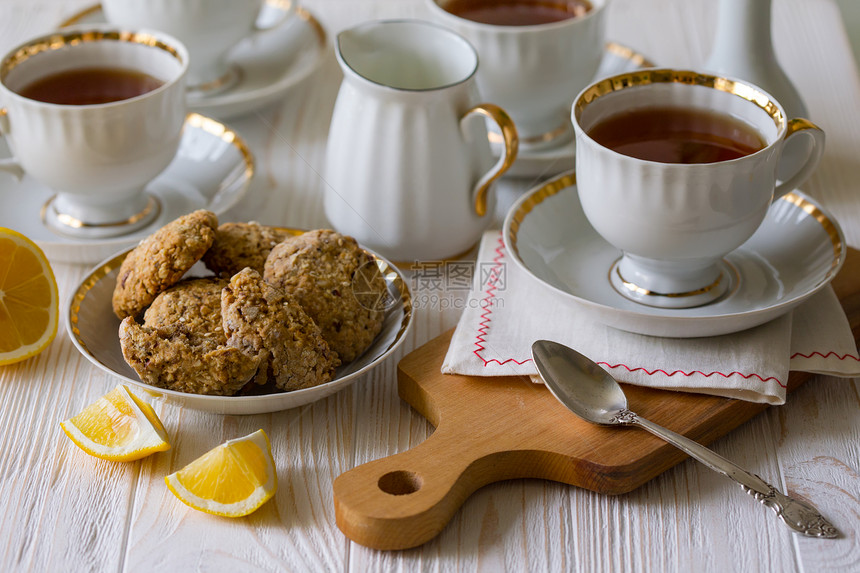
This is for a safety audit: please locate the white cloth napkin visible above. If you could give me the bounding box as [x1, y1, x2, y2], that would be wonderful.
[442, 231, 860, 405]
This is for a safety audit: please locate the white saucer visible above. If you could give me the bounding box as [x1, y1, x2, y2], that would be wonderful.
[502, 172, 846, 337]
[497, 42, 654, 179]
[0, 113, 254, 264]
[66, 237, 413, 415]
[61, 2, 328, 120]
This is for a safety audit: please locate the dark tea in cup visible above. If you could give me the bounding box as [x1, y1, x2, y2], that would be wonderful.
[586, 106, 766, 164]
[443, 0, 592, 26]
[17, 67, 164, 105]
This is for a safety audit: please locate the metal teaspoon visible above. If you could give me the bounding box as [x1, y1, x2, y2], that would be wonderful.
[530, 339, 839, 539]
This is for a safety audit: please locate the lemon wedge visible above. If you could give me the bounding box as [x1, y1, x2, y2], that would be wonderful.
[61, 384, 170, 461]
[165, 429, 277, 517]
[0, 228, 58, 365]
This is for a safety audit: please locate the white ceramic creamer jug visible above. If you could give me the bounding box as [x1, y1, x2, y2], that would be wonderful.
[323, 20, 518, 262]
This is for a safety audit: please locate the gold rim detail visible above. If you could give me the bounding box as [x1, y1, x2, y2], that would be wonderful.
[506, 171, 576, 261]
[189, 66, 242, 93]
[785, 117, 821, 137]
[573, 69, 785, 131]
[604, 41, 656, 68]
[612, 263, 729, 299]
[781, 192, 844, 271]
[1, 29, 183, 80]
[186, 112, 256, 190]
[267, 0, 294, 11]
[41, 194, 161, 230]
[488, 122, 569, 147]
[297, 6, 327, 46]
[58, 4, 102, 27]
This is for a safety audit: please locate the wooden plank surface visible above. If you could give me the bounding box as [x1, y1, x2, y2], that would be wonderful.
[0, 0, 858, 572]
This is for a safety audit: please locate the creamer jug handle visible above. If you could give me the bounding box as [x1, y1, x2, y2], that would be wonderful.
[0, 108, 24, 180]
[461, 104, 518, 217]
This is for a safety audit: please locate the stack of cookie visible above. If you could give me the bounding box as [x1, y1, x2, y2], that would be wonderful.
[112, 210, 389, 396]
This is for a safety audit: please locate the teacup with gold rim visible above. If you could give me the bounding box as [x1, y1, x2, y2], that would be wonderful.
[0, 26, 188, 238]
[426, 0, 607, 151]
[571, 69, 825, 309]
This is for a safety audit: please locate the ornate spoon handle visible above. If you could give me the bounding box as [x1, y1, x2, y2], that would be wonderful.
[616, 409, 839, 538]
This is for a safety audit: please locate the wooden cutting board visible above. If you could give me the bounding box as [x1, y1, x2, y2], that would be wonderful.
[333, 249, 860, 551]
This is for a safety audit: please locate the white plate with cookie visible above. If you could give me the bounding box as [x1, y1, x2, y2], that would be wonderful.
[65, 221, 413, 415]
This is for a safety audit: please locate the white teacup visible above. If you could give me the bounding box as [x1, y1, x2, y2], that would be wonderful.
[426, 0, 607, 150]
[0, 27, 188, 238]
[572, 69, 825, 309]
[102, 0, 294, 93]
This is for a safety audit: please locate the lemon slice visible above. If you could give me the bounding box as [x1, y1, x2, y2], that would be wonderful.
[0, 228, 58, 365]
[60, 384, 170, 461]
[165, 429, 277, 517]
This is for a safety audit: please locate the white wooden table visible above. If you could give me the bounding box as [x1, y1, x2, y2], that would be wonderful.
[1, 0, 859, 571]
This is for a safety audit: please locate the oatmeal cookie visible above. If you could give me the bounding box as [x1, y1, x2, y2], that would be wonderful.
[112, 210, 218, 319]
[222, 268, 339, 392]
[119, 317, 259, 396]
[203, 222, 295, 277]
[143, 277, 228, 351]
[263, 229, 387, 363]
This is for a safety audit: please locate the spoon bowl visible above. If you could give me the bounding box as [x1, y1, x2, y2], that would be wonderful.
[531, 339, 627, 425]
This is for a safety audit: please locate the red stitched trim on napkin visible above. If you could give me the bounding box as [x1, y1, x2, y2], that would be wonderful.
[599, 362, 787, 388]
[473, 236, 533, 367]
[790, 350, 860, 361]
[471, 234, 788, 387]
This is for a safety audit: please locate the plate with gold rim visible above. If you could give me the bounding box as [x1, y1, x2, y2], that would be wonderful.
[0, 113, 253, 264]
[502, 171, 846, 337]
[61, 1, 328, 120]
[65, 234, 413, 415]
[494, 42, 655, 179]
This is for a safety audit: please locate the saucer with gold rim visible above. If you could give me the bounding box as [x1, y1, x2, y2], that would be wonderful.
[0, 113, 254, 264]
[61, 1, 328, 120]
[503, 171, 846, 337]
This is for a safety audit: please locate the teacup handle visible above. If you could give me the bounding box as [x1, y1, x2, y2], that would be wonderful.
[0, 108, 24, 180]
[462, 103, 518, 217]
[252, 0, 295, 33]
[773, 118, 825, 201]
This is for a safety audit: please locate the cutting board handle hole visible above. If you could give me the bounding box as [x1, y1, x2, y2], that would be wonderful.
[378, 470, 423, 495]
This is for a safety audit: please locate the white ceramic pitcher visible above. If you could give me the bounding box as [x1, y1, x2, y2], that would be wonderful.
[323, 20, 518, 262]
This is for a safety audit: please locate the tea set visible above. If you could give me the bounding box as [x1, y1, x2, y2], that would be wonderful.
[0, 0, 842, 339]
